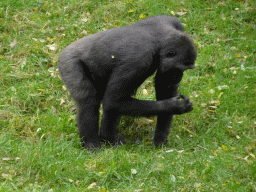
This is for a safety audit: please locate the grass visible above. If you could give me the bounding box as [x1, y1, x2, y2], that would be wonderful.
[0, 0, 256, 191]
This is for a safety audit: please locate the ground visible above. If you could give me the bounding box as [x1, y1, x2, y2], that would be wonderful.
[0, 0, 255, 191]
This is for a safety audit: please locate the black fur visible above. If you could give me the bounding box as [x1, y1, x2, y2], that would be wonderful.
[57, 15, 197, 150]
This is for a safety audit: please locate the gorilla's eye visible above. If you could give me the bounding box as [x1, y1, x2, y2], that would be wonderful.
[166, 51, 176, 58]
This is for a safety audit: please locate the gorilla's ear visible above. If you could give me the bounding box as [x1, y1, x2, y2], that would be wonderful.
[172, 19, 184, 31]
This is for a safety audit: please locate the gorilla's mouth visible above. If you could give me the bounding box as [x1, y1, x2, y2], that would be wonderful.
[172, 69, 184, 83]
[162, 69, 184, 84]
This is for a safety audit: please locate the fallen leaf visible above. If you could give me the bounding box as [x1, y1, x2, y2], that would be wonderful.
[222, 145, 228, 151]
[10, 39, 17, 48]
[166, 149, 174, 153]
[47, 38, 55, 42]
[87, 182, 96, 189]
[40, 134, 46, 140]
[131, 169, 137, 175]
[69, 179, 73, 183]
[46, 44, 57, 51]
[250, 154, 255, 159]
[218, 92, 224, 99]
[68, 115, 75, 121]
[81, 30, 87, 35]
[99, 188, 109, 192]
[208, 89, 215, 94]
[2, 173, 9, 178]
[48, 67, 59, 77]
[139, 14, 146, 19]
[81, 18, 89, 22]
[218, 85, 229, 90]
[2, 157, 12, 161]
[76, 180, 80, 186]
[170, 174, 176, 182]
[194, 182, 201, 188]
[145, 119, 154, 123]
[177, 150, 184, 153]
[60, 98, 65, 105]
[243, 156, 249, 161]
[176, 11, 187, 16]
[142, 89, 148, 96]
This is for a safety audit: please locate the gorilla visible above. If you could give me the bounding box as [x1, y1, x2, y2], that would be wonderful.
[57, 15, 197, 150]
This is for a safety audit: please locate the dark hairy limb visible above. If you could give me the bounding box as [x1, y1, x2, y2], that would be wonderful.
[153, 71, 180, 146]
[77, 97, 101, 150]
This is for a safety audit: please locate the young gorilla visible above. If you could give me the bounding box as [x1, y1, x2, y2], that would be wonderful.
[57, 15, 197, 150]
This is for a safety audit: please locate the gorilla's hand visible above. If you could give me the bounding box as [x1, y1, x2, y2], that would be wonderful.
[168, 95, 193, 114]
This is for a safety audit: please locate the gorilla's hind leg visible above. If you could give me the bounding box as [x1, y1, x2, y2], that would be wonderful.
[100, 113, 126, 145]
[77, 96, 101, 150]
[59, 60, 102, 150]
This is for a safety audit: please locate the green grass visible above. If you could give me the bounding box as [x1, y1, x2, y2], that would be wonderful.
[1, 0, 256, 191]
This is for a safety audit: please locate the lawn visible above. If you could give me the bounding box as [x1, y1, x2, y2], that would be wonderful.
[0, 0, 255, 191]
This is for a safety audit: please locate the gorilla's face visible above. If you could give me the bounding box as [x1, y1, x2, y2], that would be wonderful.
[159, 33, 197, 76]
